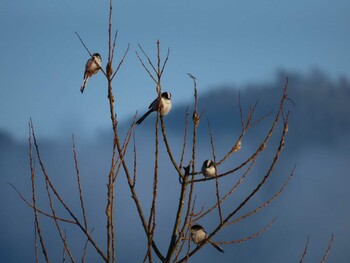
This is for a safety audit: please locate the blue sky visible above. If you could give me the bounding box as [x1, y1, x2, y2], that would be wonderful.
[1, 0, 349, 140]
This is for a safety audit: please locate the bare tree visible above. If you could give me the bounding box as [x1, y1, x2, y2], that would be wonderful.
[10, 0, 334, 262]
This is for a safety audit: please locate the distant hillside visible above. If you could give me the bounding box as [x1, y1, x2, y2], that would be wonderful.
[160, 69, 350, 153]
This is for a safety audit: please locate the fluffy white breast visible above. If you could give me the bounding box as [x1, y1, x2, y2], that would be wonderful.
[191, 229, 207, 244]
[160, 97, 172, 116]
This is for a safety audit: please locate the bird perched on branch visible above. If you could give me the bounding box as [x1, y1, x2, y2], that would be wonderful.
[201, 160, 216, 177]
[136, 92, 172, 125]
[190, 224, 224, 253]
[80, 53, 102, 93]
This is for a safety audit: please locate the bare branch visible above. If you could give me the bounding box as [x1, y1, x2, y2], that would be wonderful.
[111, 43, 130, 80]
[146, 111, 161, 261]
[320, 234, 334, 263]
[114, 115, 165, 261]
[138, 43, 158, 75]
[30, 120, 107, 262]
[111, 30, 118, 63]
[226, 166, 296, 226]
[62, 231, 67, 263]
[72, 135, 88, 230]
[160, 117, 184, 177]
[160, 47, 170, 77]
[238, 91, 244, 129]
[135, 50, 158, 84]
[29, 122, 50, 263]
[193, 159, 257, 222]
[8, 183, 75, 224]
[207, 121, 223, 223]
[165, 165, 190, 261]
[179, 107, 189, 169]
[216, 218, 277, 245]
[299, 236, 310, 263]
[82, 228, 94, 263]
[75, 31, 93, 58]
[133, 132, 137, 187]
[43, 153, 76, 262]
[34, 221, 39, 263]
[178, 96, 290, 261]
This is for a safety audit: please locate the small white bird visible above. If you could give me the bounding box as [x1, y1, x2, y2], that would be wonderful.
[190, 224, 224, 253]
[136, 92, 172, 125]
[201, 160, 216, 177]
[80, 53, 102, 93]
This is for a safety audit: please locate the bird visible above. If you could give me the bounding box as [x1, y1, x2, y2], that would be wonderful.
[136, 92, 172, 125]
[190, 224, 224, 253]
[80, 53, 102, 93]
[201, 160, 216, 177]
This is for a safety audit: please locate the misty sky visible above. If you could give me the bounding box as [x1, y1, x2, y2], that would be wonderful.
[0, 0, 349, 140]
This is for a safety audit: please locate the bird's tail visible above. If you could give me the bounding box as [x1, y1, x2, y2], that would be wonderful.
[209, 241, 224, 253]
[136, 109, 153, 125]
[80, 76, 89, 93]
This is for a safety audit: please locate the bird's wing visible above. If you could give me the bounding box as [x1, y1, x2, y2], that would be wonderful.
[148, 97, 158, 109]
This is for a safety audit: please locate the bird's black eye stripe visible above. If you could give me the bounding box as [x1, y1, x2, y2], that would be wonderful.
[191, 224, 204, 230]
[161, 92, 171, 99]
[203, 159, 212, 167]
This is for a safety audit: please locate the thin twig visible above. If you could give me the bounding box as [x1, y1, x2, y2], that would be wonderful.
[62, 231, 67, 263]
[193, 158, 257, 222]
[207, 121, 223, 223]
[133, 132, 137, 186]
[75, 31, 93, 58]
[160, 118, 183, 177]
[8, 183, 75, 224]
[216, 218, 277, 245]
[72, 135, 88, 231]
[160, 47, 170, 77]
[226, 166, 295, 226]
[29, 122, 50, 263]
[179, 107, 189, 169]
[138, 43, 158, 75]
[320, 234, 334, 263]
[82, 228, 95, 263]
[111, 30, 118, 63]
[112, 114, 137, 183]
[238, 91, 244, 129]
[135, 50, 157, 84]
[299, 236, 310, 263]
[34, 221, 39, 263]
[30, 120, 107, 262]
[111, 44, 130, 80]
[42, 157, 76, 262]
